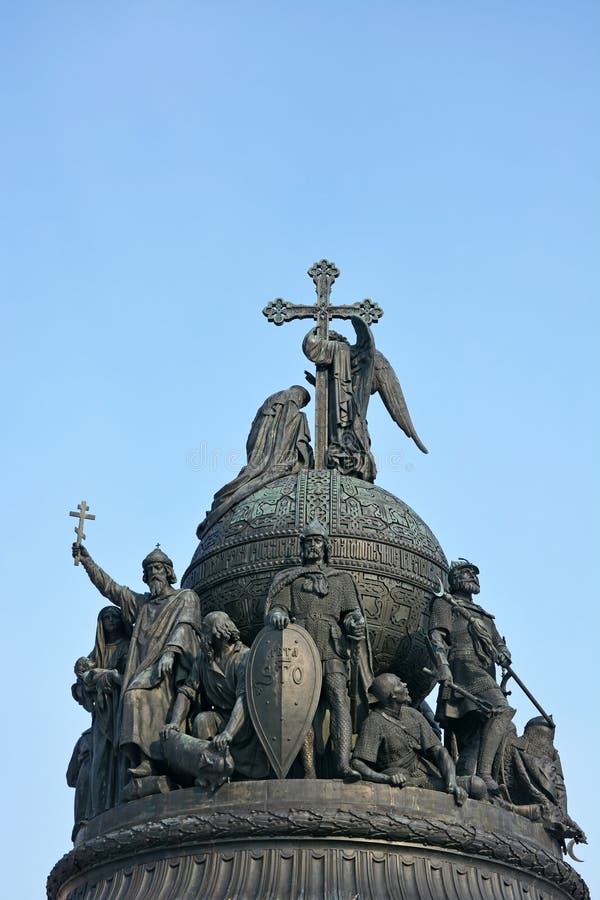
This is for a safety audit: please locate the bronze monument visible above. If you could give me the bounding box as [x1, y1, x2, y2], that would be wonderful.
[49, 262, 588, 900]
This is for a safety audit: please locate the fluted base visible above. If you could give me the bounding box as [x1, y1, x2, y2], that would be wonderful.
[48, 781, 588, 899]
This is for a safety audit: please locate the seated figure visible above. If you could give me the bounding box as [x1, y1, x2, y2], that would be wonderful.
[494, 716, 586, 848]
[162, 611, 270, 785]
[352, 674, 486, 805]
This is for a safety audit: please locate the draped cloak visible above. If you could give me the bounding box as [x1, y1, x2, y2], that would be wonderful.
[119, 589, 201, 761]
[197, 386, 313, 538]
[79, 556, 201, 764]
[84, 609, 130, 814]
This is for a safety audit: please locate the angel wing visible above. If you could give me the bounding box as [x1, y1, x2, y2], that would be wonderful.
[371, 350, 428, 454]
[349, 315, 376, 418]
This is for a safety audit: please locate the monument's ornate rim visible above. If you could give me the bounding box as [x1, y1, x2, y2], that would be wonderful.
[47, 781, 587, 900]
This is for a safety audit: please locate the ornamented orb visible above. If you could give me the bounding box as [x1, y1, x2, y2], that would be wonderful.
[183, 470, 448, 702]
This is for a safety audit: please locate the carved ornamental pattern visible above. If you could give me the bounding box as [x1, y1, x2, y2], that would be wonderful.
[182, 472, 447, 690]
[48, 787, 588, 900]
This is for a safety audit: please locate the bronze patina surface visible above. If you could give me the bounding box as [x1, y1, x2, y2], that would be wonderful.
[48, 781, 588, 900]
[184, 469, 448, 703]
[56, 263, 588, 899]
[246, 623, 322, 779]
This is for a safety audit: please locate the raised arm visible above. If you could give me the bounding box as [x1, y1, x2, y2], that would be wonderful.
[302, 327, 336, 366]
[72, 543, 140, 621]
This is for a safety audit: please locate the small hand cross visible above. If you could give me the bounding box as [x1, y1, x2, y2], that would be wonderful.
[69, 500, 95, 565]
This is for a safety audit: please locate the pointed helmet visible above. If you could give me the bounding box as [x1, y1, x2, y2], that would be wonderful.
[142, 546, 174, 570]
[300, 519, 329, 541]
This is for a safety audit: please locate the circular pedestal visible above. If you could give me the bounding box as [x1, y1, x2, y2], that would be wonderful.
[48, 781, 587, 899]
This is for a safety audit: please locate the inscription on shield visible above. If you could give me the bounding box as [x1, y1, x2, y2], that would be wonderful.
[246, 623, 322, 779]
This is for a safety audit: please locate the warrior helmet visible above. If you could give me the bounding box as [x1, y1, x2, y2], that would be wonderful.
[448, 558, 479, 590]
[300, 519, 329, 561]
[300, 519, 329, 540]
[449, 558, 480, 576]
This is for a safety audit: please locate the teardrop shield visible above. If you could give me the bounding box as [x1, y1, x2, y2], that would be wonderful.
[246, 623, 322, 779]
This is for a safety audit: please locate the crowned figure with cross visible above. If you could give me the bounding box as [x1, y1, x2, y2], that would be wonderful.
[71, 538, 201, 793]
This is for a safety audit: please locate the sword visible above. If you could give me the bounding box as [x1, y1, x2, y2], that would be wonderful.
[433, 578, 553, 727]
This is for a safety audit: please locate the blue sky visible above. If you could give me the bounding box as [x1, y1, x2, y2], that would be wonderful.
[1, 3, 598, 896]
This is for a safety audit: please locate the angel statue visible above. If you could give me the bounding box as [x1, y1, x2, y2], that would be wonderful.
[303, 316, 427, 481]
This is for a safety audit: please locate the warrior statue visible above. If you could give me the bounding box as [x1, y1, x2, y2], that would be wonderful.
[264, 519, 372, 780]
[72, 542, 201, 786]
[163, 611, 270, 782]
[429, 559, 515, 790]
[197, 385, 313, 538]
[351, 673, 486, 804]
[303, 316, 427, 481]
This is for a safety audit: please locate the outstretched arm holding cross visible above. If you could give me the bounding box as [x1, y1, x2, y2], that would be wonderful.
[72, 542, 140, 624]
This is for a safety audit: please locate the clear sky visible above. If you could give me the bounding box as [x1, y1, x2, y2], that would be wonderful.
[1, 3, 598, 897]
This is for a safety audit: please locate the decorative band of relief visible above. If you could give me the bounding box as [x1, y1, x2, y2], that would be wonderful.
[195, 538, 445, 586]
[47, 807, 587, 900]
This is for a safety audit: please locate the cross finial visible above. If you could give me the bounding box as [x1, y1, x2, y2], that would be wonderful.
[262, 261, 384, 468]
[69, 500, 95, 566]
[308, 259, 340, 309]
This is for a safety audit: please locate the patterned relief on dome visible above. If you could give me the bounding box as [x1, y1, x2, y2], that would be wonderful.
[338, 478, 390, 536]
[191, 472, 446, 569]
[199, 571, 275, 646]
[295, 470, 333, 531]
[328, 537, 443, 590]
[388, 504, 445, 560]
[389, 581, 427, 627]
[196, 535, 300, 588]
[336, 478, 446, 564]
[199, 477, 299, 553]
[355, 575, 427, 641]
[237, 484, 296, 529]
[357, 573, 387, 622]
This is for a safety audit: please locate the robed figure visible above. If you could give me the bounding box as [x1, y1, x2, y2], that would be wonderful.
[73, 607, 131, 815]
[165, 611, 270, 783]
[73, 543, 201, 781]
[197, 385, 313, 538]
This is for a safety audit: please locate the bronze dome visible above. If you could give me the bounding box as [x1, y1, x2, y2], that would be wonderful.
[183, 470, 448, 701]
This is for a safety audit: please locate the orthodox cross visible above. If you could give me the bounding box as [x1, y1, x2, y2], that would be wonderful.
[69, 500, 95, 566]
[263, 259, 384, 468]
